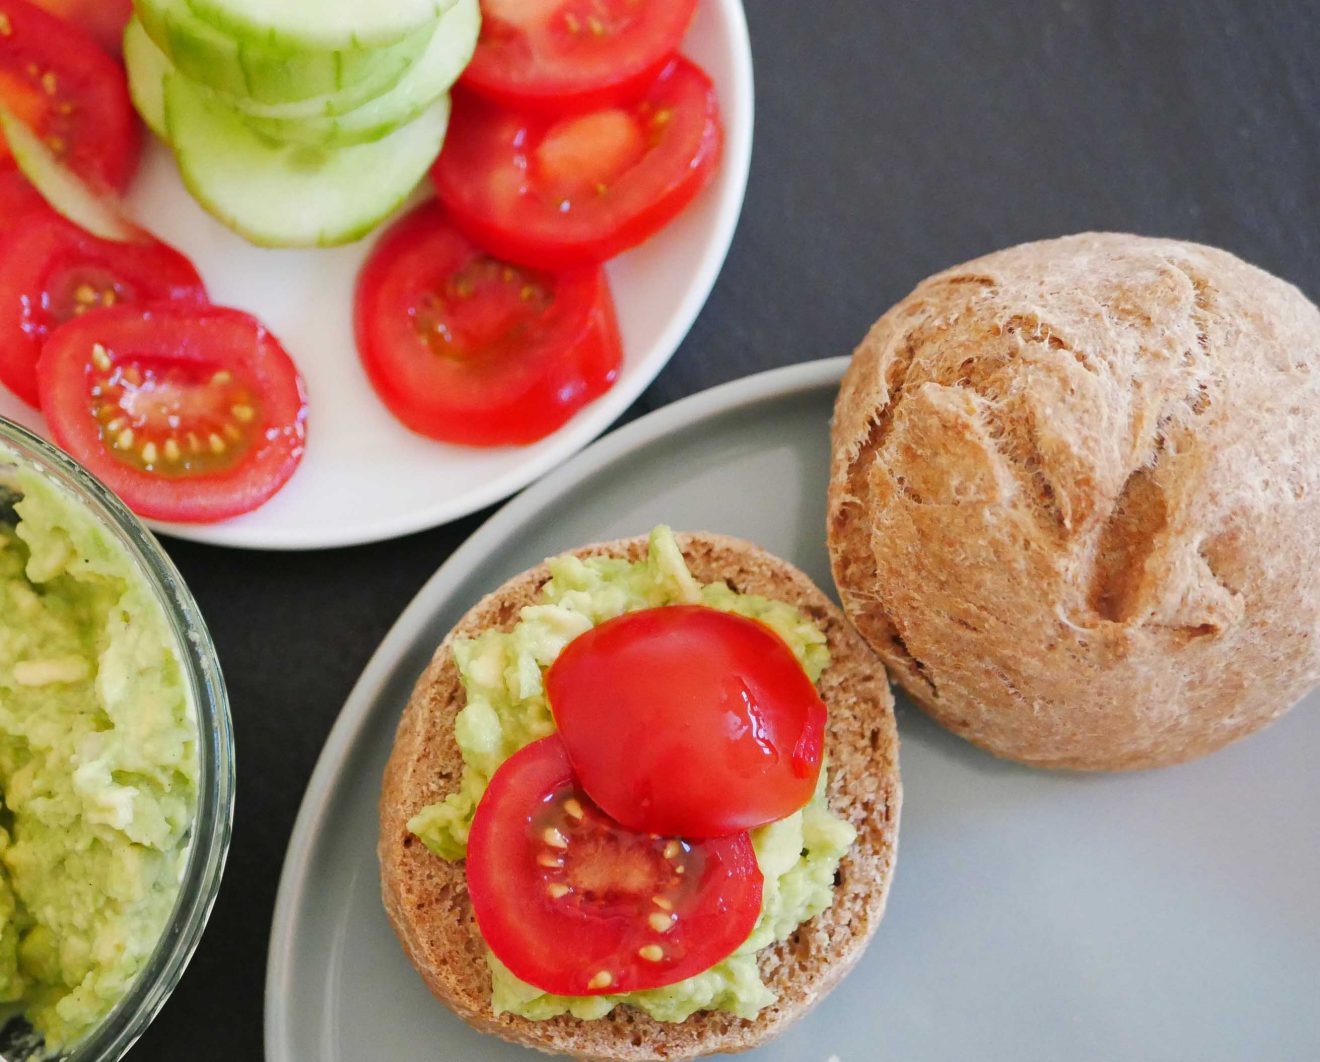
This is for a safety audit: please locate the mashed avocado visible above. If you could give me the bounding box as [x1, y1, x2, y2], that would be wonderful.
[409, 526, 856, 1023]
[0, 463, 197, 1051]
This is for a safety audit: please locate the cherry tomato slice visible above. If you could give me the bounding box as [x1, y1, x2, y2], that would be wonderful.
[0, 211, 206, 407]
[0, 0, 139, 193]
[467, 735, 763, 997]
[354, 201, 621, 446]
[547, 605, 827, 838]
[433, 57, 722, 268]
[29, 0, 131, 55]
[37, 303, 308, 522]
[462, 0, 698, 112]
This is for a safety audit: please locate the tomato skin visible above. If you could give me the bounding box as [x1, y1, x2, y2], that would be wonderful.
[462, 0, 699, 113]
[355, 201, 621, 446]
[433, 58, 722, 268]
[467, 736, 763, 997]
[547, 606, 827, 838]
[37, 303, 308, 523]
[29, 0, 131, 55]
[0, 212, 207, 408]
[0, 0, 139, 192]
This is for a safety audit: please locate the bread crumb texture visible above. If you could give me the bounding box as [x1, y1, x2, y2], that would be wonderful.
[829, 231, 1320, 770]
[379, 534, 901, 1060]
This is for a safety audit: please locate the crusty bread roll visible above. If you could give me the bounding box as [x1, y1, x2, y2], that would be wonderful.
[380, 533, 901, 1060]
[828, 232, 1320, 771]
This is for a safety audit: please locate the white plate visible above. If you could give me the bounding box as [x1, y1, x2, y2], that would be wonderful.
[0, 0, 753, 550]
[265, 357, 1320, 1062]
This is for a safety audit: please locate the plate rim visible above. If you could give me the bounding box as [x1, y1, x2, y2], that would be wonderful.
[262, 353, 850, 1059]
[143, 0, 758, 551]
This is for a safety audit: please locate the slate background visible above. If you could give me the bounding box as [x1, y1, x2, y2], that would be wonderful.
[133, 1, 1319, 1057]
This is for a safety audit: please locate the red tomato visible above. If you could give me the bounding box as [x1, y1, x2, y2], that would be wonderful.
[466, 735, 763, 996]
[354, 201, 621, 446]
[433, 57, 722, 267]
[29, 0, 131, 55]
[547, 606, 827, 838]
[37, 303, 308, 522]
[462, 0, 698, 112]
[0, 212, 206, 407]
[0, 158, 51, 235]
[0, 0, 139, 193]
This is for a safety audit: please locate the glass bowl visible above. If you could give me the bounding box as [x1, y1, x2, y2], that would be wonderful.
[0, 417, 235, 1061]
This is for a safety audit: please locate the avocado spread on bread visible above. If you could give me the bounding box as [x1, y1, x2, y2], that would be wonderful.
[409, 526, 856, 1022]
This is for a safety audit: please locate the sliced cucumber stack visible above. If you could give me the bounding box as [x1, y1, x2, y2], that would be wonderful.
[136, 0, 435, 108]
[165, 74, 450, 247]
[122, 0, 479, 247]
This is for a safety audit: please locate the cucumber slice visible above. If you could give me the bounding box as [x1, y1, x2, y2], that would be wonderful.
[182, 0, 454, 52]
[164, 73, 450, 247]
[240, 0, 478, 148]
[124, 18, 170, 140]
[0, 110, 138, 242]
[136, 0, 435, 108]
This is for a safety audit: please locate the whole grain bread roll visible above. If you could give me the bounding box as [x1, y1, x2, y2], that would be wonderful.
[380, 533, 901, 1060]
[828, 232, 1320, 771]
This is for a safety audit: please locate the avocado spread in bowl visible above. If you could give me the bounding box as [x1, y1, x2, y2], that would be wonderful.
[0, 420, 232, 1060]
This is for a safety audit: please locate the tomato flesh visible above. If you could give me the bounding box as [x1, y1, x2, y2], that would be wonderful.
[0, 0, 139, 193]
[547, 605, 827, 838]
[464, 0, 699, 112]
[433, 57, 722, 267]
[466, 736, 763, 996]
[0, 211, 206, 407]
[29, 0, 131, 55]
[355, 201, 621, 446]
[37, 303, 308, 522]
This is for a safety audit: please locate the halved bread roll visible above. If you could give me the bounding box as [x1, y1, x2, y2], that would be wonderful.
[380, 532, 901, 1060]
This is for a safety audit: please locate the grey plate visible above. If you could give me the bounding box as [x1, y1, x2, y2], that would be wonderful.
[265, 357, 1320, 1062]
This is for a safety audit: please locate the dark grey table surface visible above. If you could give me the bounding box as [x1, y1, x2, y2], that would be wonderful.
[132, 2, 1318, 1058]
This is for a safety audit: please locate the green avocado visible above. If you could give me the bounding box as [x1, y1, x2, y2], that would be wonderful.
[408, 526, 855, 1024]
[0, 462, 198, 1050]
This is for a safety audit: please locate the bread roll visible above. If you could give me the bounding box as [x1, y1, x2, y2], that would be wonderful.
[380, 533, 901, 1060]
[828, 232, 1320, 770]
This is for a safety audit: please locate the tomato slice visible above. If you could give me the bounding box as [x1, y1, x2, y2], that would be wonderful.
[29, 0, 131, 55]
[37, 303, 308, 522]
[462, 0, 699, 112]
[547, 605, 827, 838]
[0, 212, 206, 407]
[467, 735, 763, 996]
[433, 57, 722, 268]
[0, 0, 139, 192]
[354, 201, 621, 446]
